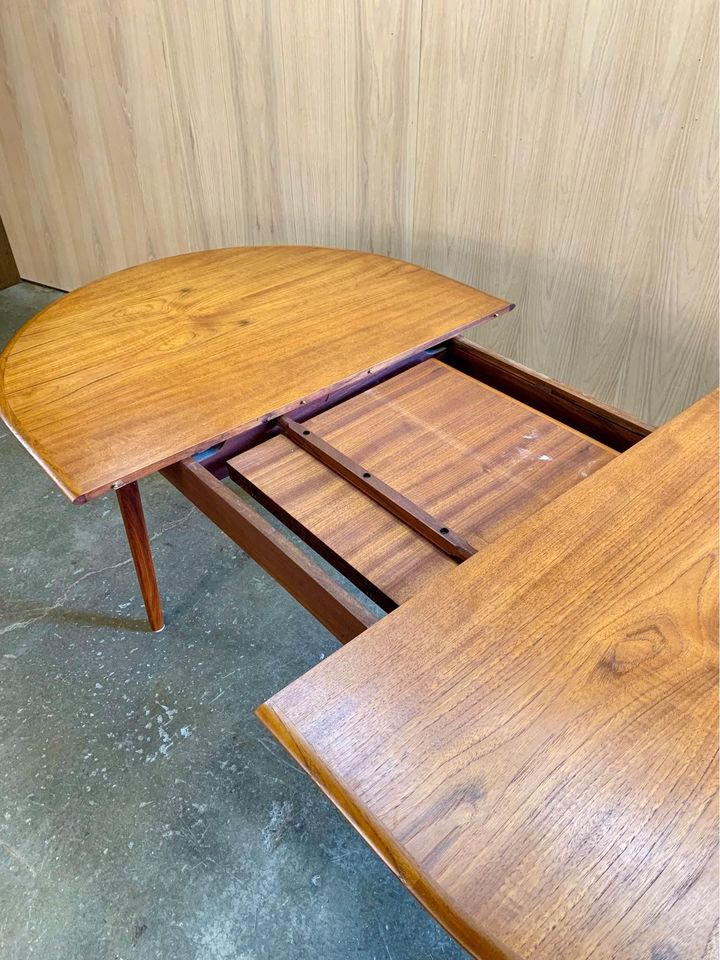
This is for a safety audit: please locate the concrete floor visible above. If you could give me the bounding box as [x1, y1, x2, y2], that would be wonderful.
[0, 282, 467, 960]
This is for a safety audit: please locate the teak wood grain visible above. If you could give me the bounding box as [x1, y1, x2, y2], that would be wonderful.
[231, 360, 615, 605]
[258, 390, 719, 960]
[277, 415, 476, 561]
[0, 246, 510, 503]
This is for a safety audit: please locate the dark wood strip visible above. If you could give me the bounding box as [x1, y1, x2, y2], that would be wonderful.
[161, 459, 377, 644]
[277, 416, 477, 562]
[0, 214, 19, 291]
[195, 347, 446, 476]
[444, 336, 653, 451]
[116, 481, 164, 632]
[229, 466, 398, 613]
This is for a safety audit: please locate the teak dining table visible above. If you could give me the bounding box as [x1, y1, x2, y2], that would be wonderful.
[1, 246, 717, 959]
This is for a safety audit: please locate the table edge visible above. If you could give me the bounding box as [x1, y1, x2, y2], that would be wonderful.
[0, 303, 514, 503]
[255, 389, 719, 958]
[256, 701, 520, 960]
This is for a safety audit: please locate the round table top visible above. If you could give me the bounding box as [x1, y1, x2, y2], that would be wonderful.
[0, 246, 511, 502]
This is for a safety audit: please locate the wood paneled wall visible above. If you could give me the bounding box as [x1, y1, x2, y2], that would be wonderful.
[413, 0, 719, 425]
[0, 0, 716, 424]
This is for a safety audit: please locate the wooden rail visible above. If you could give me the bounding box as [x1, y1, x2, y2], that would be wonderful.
[278, 416, 476, 562]
[445, 337, 653, 451]
[161, 459, 377, 644]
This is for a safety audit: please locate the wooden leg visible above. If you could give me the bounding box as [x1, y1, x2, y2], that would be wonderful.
[116, 481, 164, 632]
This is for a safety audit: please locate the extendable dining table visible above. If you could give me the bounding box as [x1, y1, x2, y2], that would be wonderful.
[1, 246, 716, 959]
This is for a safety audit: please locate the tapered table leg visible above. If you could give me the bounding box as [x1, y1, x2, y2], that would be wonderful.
[116, 480, 164, 632]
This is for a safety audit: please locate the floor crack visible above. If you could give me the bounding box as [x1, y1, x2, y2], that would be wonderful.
[0, 505, 196, 635]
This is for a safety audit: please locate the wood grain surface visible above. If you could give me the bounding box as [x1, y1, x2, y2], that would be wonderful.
[0, 0, 422, 289]
[259, 389, 719, 960]
[115, 481, 164, 632]
[0, 246, 510, 502]
[446, 337, 653, 451]
[0, 0, 716, 424]
[232, 360, 615, 605]
[277, 414, 477, 561]
[412, 0, 718, 425]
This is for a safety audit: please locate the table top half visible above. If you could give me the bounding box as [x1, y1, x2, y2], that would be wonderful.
[0, 246, 511, 502]
[258, 388, 719, 960]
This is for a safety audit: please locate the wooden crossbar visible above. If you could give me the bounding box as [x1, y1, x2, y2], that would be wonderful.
[278, 416, 476, 562]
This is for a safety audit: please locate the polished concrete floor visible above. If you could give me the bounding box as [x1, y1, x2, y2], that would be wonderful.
[0, 282, 467, 960]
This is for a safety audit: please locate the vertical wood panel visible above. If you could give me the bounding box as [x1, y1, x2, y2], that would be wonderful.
[0, 0, 421, 288]
[412, 0, 718, 424]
